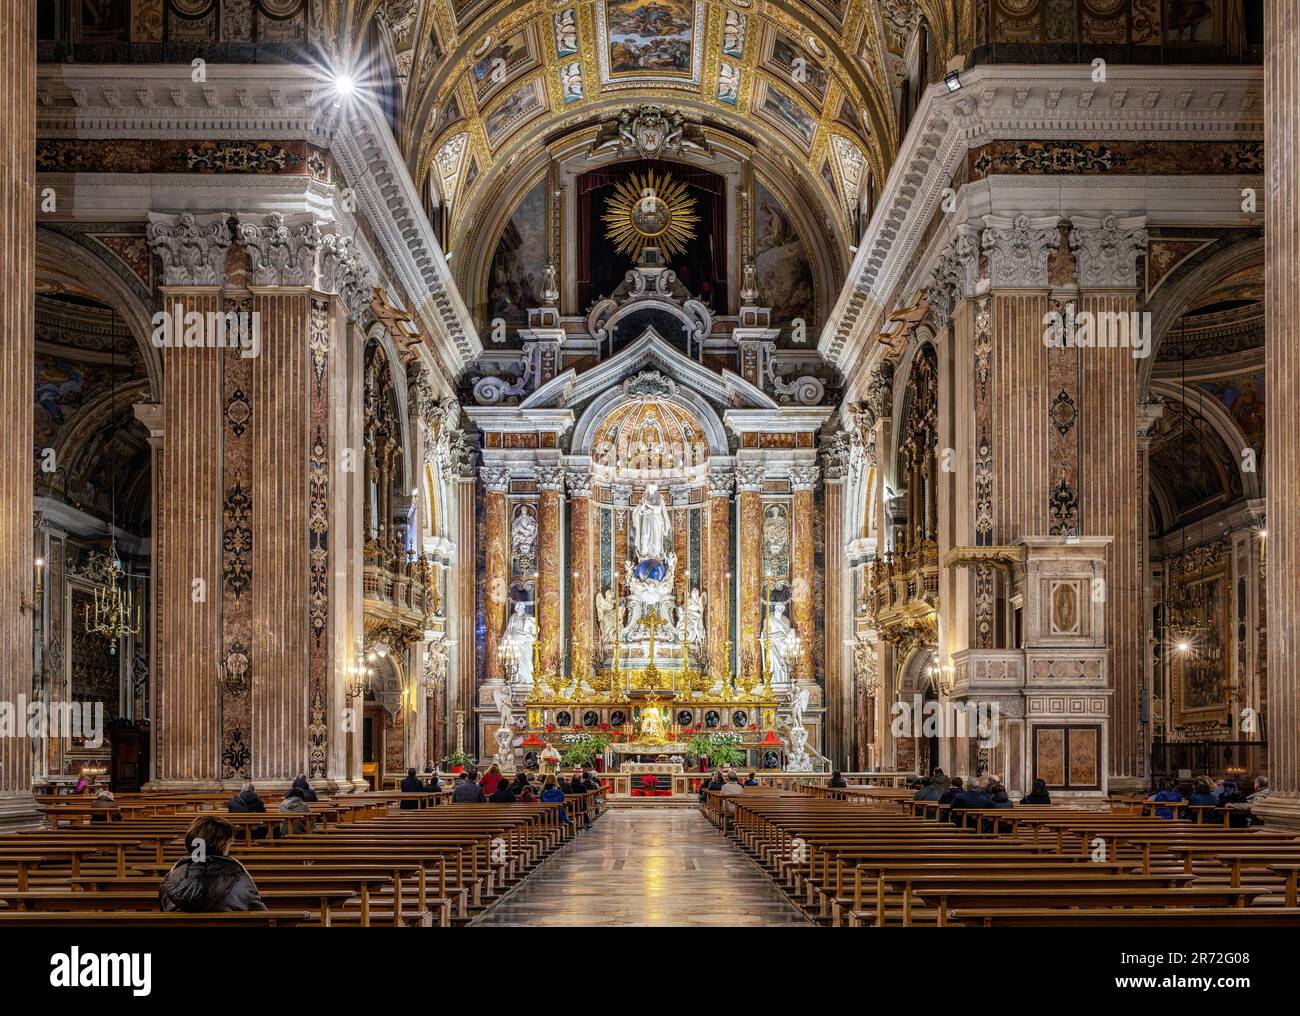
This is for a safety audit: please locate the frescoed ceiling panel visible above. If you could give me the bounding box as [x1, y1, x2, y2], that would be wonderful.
[363, 1, 909, 236]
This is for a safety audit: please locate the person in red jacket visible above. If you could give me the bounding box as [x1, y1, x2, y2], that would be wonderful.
[480, 763, 505, 796]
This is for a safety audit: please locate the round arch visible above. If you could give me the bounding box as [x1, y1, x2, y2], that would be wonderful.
[1140, 237, 1264, 397]
[36, 229, 162, 401]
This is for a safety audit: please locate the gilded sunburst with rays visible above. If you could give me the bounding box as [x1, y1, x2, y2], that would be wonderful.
[602, 169, 699, 261]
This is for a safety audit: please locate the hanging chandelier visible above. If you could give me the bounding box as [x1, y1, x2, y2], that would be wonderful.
[84, 540, 141, 653]
[82, 325, 139, 654]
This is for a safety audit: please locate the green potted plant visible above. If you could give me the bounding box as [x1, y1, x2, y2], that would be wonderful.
[688, 733, 745, 770]
[559, 731, 611, 768]
[440, 750, 473, 774]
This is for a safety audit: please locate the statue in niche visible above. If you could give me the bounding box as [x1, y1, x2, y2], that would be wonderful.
[510, 504, 538, 575]
[762, 601, 799, 689]
[631, 483, 672, 563]
[762, 505, 790, 574]
[500, 602, 538, 686]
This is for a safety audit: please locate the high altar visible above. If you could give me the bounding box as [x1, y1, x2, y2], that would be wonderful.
[467, 246, 831, 775]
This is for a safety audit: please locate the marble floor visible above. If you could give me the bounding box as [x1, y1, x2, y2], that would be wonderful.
[472, 807, 812, 927]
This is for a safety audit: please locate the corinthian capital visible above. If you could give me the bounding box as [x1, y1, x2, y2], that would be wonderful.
[981, 214, 1059, 289]
[535, 465, 565, 491]
[147, 211, 231, 287]
[707, 472, 735, 498]
[479, 465, 510, 493]
[735, 464, 765, 492]
[1069, 214, 1149, 290]
[790, 464, 820, 492]
[235, 212, 320, 287]
[565, 470, 594, 498]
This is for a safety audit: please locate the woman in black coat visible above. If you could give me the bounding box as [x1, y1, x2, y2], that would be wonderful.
[160, 816, 266, 912]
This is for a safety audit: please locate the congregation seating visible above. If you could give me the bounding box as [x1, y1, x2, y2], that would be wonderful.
[0, 786, 602, 927]
[703, 784, 1300, 927]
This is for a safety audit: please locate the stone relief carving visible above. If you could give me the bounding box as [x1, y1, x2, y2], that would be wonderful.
[981, 214, 1059, 289]
[1069, 214, 1149, 290]
[147, 211, 231, 287]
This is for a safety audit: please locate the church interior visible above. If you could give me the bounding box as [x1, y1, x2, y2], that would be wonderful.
[3, 0, 1300, 950]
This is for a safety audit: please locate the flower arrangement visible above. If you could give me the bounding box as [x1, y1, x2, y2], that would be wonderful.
[559, 731, 612, 767]
[687, 732, 745, 768]
[440, 750, 473, 772]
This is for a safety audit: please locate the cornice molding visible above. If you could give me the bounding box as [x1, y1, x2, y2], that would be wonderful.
[819, 63, 1264, 377]
[36, 63, 481, 379]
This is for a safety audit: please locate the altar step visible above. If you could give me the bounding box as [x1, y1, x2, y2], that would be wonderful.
[608, 796, 701, 809]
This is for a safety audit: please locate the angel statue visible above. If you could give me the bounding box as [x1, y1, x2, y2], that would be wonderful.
[491, 687, 516, 773]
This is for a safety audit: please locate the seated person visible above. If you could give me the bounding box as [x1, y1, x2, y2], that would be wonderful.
[89, 790, 120, 823]
[159, 816, 266, 912]
[1186, 777, 1218, 822]
[539, 775, 568, 823]
[1019, 778, 1051, 805]
[937, 776, 963, 806]
[948, 782, 991, 824]
[452, 770, 487, 803]
[479, 764, 505, 797]
[828, 771, 848, 789]
[227, 781, 266, 813]
[291, 774, 319, 802]
[489, 779, 517, 803]
[399, 767, 430, 809]
[227, 781, 268, 838]
[1146, 778, 1183, 820]
[277, 786, 312, 834]
[743, 772, 760, 787]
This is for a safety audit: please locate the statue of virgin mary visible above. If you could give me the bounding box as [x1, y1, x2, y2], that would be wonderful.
[631, 483, 671, 562]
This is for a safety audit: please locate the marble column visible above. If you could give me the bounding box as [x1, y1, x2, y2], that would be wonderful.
[0, 0, 36, 827]
[1258, 1, 1300, 826]
[567, 471, 594, 676]
[672, 485, 690, 607]
[480, 465, 510, 681]
[146, 212, 231, 785]
[1071, 215, 1148, 789]
[736, 464, 765, 681]
[612, 484, 631, 597]
[450, 446, 477, 759]
[790, 465, 819, 681]
[537, 465, 564, 680]
[706, 473, 733, 675]
[821, 440, 851, 766]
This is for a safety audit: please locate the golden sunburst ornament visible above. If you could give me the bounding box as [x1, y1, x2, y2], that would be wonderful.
[602, 169, 699, 261]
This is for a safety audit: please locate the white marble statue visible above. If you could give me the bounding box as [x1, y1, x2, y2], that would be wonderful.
[679, 588, 706, 647]
[493, 686, 515, 730]
[785, 687, 813, 773]
[595, 587, 620, 650]
[631, 483, 672, 561]
[510, 504, 538, 572]
[762, 601, 799, 688]
[500, 602, 538, 685]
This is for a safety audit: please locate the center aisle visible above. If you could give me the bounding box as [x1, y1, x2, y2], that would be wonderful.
[472, 807, 812, 927]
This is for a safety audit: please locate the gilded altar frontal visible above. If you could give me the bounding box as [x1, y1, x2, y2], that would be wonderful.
[5, 0, 1300, 962]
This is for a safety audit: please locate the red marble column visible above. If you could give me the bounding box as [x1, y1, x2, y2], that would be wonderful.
[0, 0, 35, 825]
[1258, 1, 1300, 825]
[481, 466, 509, 681]
[567, 471, 594, 677]
[706, 474, 733, 676]
[736, 465, 764, 681]
[791, 465, 819, 680]
[537, 466, 564, 679]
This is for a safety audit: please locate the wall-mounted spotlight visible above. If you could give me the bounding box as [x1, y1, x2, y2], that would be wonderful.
[944, 70, 962, 93]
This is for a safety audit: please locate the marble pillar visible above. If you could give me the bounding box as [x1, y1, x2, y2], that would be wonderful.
[1070, 216, 1148, 789]
[707, 473, 733, 675]
[481, 466, 510, 681]
[567, 471, 594, 676]
[791, 465, 819, 681]
[736, 465, 764, 681]
[151, 273, 226, 785]
[672, 485, 690, 608]
[536, 465, 564, 679]
[1257, 1, 1300, 825]
[0, 0, 36, 827]
[822, 441, 850, 765]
